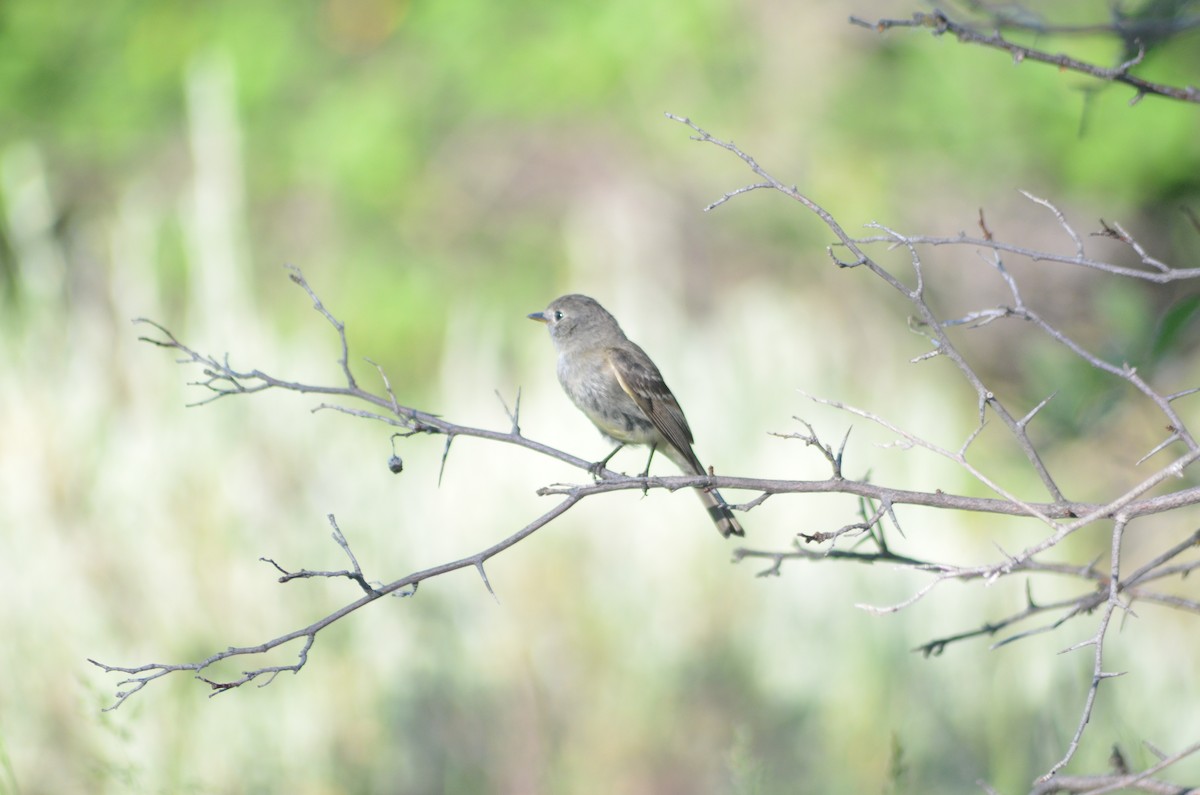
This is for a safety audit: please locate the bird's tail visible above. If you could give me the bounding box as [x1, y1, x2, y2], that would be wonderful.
[696, 486, 744, 538]
[663, 444, 745, 538]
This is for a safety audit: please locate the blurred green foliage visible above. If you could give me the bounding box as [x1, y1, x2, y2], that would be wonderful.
[0, 0, 764, 386]
[3, 1, 1198, 387]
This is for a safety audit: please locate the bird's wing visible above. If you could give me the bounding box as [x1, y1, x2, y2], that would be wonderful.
[605, 344, 703, 473]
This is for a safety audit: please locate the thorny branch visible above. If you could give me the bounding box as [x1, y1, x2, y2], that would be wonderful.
[849, 9, 1200, 105]
[90, 496, 584, 709]
[98, 117, 1200, 790]
[1032, 740, 1200, 794]
[664, 115, 1200, 790]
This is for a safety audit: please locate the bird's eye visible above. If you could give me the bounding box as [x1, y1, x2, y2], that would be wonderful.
[553, 310, 564, 321]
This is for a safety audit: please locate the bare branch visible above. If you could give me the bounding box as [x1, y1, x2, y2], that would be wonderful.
[1038, 518, 1129, 781]
[285, 263, 358, 389]
[652, 116, 1200, 787]
[261, 515, 378, 595]
[848, 10, 1200, 105]
[91, 494, 583, 708]
[844, 231, 1200, 283]
[495, 388, 523, 436]
[704, 181, 775, 211]
[1019, 191, 1084, 257]
[732, 536, 927, 579]
[769, 418, 848, 479]
[1032, 738, 1200, 793]
[1094, 219, 1171, 272]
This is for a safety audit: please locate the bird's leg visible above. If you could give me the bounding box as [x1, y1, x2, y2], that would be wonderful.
[638, 443, 656, 496]
[589, 443, 624, 479]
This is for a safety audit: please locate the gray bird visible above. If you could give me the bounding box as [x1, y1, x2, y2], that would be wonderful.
[529, 294, 745, 538]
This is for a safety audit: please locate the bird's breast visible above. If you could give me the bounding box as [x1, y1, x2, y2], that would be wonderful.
[557, 354, 657, 444]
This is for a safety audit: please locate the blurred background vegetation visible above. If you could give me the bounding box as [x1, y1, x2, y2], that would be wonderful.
[1, 0, 1199, 792]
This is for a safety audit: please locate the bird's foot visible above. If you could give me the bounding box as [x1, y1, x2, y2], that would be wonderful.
[638, 467, 652, 496]
[588, 444, 624, 480]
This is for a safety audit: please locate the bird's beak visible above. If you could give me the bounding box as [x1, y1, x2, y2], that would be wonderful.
[527, 310, 548, 323]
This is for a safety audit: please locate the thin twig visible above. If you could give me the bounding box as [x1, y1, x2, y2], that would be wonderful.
[90, 493, 583, 708]
[848, 11, 1200, 105]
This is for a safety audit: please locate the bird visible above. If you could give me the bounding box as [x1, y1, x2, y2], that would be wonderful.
[528, 294, 744, 538]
